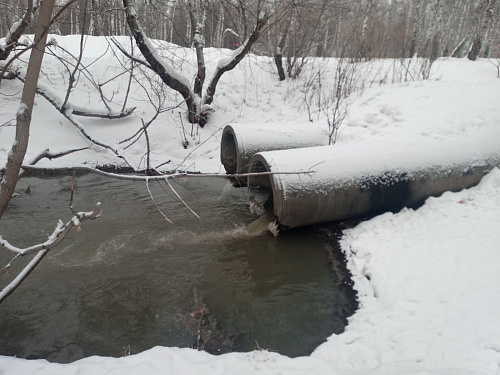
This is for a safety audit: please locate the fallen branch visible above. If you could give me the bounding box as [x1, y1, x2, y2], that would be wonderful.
[0, 202, 102, 304]
[12, 164, 316, 181]
[26, 147, 90, 166]
[26, 82, 135, 169]
[15, 75, 136, 120]
[71, 107, 136, 120]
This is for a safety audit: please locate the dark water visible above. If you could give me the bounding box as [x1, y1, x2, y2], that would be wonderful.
[0, 174, 353, 363]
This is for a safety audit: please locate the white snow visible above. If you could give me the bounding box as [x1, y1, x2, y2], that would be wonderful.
[16, 102, 28, 117]
[1, 35, 500, 374]
[5, 20, 23, 44]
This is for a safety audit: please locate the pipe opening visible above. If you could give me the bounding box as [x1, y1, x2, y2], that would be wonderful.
[220, 131, 237, 174]
[248, 160, 274, 217]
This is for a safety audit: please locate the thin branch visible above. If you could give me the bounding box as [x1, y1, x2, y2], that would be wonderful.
[0, 249, 48, 304]
[121, 37, 136, 113]
[61, 2, 88, 112]
[26, 147, 90, 166]
[166, 177, 201, 220]
[146, 178, 173, 223]
[142, 118, 152, 172]
[0, 45, 33, 87]
[110, 37, 153, 71]
[14, 73, 135, 119]
[71, 107, 136, 119]
[0, 119, 15, 127]
[155, 160, 172, 170]
[16, 79, 136, 169]
[70, 172, 77, 215]
[46, 41, 134, 115]
[0, 202, 101, 304]
[0, 203, 102, 256]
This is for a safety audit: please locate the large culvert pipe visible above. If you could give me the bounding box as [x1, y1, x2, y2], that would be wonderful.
[247, 137, 500, 230]
[220, 123, 327, 186]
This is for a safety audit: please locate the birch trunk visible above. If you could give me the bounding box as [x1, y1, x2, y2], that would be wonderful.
[0, 0, 55, 220]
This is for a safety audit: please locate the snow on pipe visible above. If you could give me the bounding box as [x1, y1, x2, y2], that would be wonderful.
[247, 137, 500, 230]
[220, 123, 327, 186]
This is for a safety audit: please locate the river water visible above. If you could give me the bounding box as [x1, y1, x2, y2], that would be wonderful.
[0, 174, 354, 363]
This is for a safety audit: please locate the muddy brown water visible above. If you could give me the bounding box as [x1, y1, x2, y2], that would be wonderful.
[0, 174, 355, 363]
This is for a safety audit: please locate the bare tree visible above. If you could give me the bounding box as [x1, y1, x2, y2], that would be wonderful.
[0, 0, 55, 219]
[468, 0, 499, 60]
[121, 0, 269, 127]
[0, 0, 39, 61]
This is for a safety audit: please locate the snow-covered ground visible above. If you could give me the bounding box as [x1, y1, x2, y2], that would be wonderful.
[1, 35, 500, 374]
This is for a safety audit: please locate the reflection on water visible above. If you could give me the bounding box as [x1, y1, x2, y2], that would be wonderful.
[0, 174, 353, 363]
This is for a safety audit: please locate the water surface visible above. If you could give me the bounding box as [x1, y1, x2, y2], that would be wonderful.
[0, 174, 353, 362]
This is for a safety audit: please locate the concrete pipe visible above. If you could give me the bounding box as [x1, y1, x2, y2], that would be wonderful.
[247, 136, 500, 230]
[220, 123, 327, 186]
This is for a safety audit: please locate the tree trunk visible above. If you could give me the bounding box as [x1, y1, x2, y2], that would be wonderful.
[201, 13, 270, 110]
[275, 19, 290, 81]
[0, 1, 38, 61]
[468, 0, 497, 60]
[409, 0, 422, 57]
[0, 0, 55, 220]
[122, 0, 197, 122]
[188, 0, 206, 97]
[91, 0, 101, 36]
[360, 0, 374, 59]
[124, 0, 268, 127]
[468, 37, 482, 60]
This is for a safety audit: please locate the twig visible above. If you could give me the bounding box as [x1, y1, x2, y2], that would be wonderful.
[142, 118, 151, 172]
[0, 119, 15, 127]
[15, 75, 135, 120]
[145, 178, 173, 223]
[121, 37, 135, 113]
[61, 9, 87, 112]
[26, 147, 90, 166]
[166, 177, 201, 220]
[71, 107, 136, 119]
[0, 202, 102, 304]
[179, 112, 189, 148]
[0, 203, 102, 256]
[175, 125, 224, 171]
[110, 37, 152, 71]
[0, 249, 48, 304]
[155, 160, 172, 169]
[197, 312, 205, 351]
[70, 172, 77, 214]
[0, 45, 33, 87]
[26, 82, 136, 169]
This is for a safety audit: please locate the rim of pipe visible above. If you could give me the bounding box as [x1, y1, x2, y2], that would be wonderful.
[220, 125, 248, 187]
[247, 154, 283, 226]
